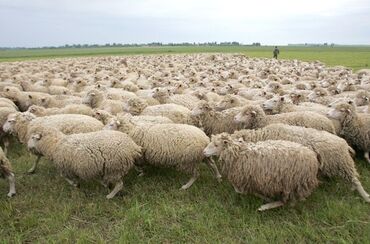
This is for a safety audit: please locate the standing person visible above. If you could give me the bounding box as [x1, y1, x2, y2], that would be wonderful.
[273, 46, 280, 59]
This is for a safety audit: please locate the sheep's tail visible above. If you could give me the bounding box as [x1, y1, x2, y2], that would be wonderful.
[348, 146, 356, 158]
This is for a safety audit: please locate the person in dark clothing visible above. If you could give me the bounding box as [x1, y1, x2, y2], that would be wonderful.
[273, 46, 280, 59]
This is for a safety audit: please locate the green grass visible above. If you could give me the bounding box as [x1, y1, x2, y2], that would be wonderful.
[1, 46, 370, 242]
[1, 140, 370, 243]
[1, 46, 369, 70]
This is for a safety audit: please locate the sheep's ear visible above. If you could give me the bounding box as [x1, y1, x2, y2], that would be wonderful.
[90, 92, 96, 96]
[346, 109, 352, 114]
[116, 120, 121, 125]
[33, 134, 42, 140]
[96, 111, 101, 115]
[251, 111, 257, 117]
[280, 97, 285, 101]
[28, 95, 33, 99]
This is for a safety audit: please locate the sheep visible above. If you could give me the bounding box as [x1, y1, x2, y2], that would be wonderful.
[327, 102, 370, 163]
[3, 112, 104, 173]
[124, 97, 148, 115]
[105, 114, 222, 189]
[0, 146, 16, 197]
[37, 95, 82, 108]
[215, 94, 249, 111]
[354, 90, 369, 106]
[141, 104, 195, 125]
[82, 89, 124, 115]
[27, 125, 141, 199]
[232, 124, 370, 202]
[203, 133, 319, 211]
[234, 104, 336, 133]
[191, 101, 245, 136]
[2, 86, 51, 111]
[152, 87, 200, 110]
[27, 104, 93, 117]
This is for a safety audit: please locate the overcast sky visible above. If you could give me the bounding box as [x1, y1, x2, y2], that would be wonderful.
[0, 0, 369, 47]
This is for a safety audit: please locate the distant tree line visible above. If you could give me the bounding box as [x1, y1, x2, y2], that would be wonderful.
[0, 42, 264, 50]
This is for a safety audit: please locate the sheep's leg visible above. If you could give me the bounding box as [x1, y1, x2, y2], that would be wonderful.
[106, 181, 123, 199]
[233, 184, 243, 194]
[206, 158, 222, 182]
[28, 155, 41, 174]
[180, 170, 199, 190]
[7, 173, 16, 197]
[352, 179, 370, 203]
[254, 193, 272, 202]
[364, 152, 370, 164]
[135, 165, 145, 177]
[3, 138, 9, 156]
[62, 175, 79, 188]
[258, 201, 284, 211]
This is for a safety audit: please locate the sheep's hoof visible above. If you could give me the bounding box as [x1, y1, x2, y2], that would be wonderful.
[27, 169, 36, 174]
[216, 176, 222, 183]
[138, 172, 145, 177]
[106, 194, 114, 199]
[7, 192, 16, 198]
[180, 185, 188, 190]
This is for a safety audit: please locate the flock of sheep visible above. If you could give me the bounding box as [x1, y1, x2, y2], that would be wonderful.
[0, 54, 369, 211]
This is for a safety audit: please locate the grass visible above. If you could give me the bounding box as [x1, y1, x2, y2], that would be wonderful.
[0, 46, 370, 242]
[1, 140, 370, 242]
[0, 46, 369, 70]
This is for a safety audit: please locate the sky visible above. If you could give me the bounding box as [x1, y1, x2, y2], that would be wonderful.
[0, 0, 369, 47]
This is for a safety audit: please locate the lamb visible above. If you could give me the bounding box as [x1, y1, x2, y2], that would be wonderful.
[27, 104, 93, 117]
[327, 102, 370, 163]
[27, 126, 141, 199]
[234, 104, 336, 133]
[232, 124, 370, 202]
[0, 146, 16, 197]
[82, 89, 124, 115]
[105, 114, 222, 189]
[203, 133, 319, 211]
[191, 101, 245, 136]
[141, 104, 195, 125]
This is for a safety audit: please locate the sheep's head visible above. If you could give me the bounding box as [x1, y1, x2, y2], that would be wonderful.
[327, 102, 356, 121]
[203, 133, 232, 157]
[2, 86, 20, 100]
[191, 101, 212, 116]
[152, 87, 169, 100]
[105, 114, 134, 133]
[82, 89, 102, 107]
[308, 88, 328, 101]
[215, 95, 239, 111]
[38, 97, 50, 107]
[262, 96, 285, 111]
[27, 126, 62, 155]
[265, 82, 282, 93]
[234, 105, 264, 128]
[27, 105, 45, 116]
[289, 92, 303, 105]
[219, 84, 233, 95]
[3, 113, 19, 134]
[355, 91, 369, 106]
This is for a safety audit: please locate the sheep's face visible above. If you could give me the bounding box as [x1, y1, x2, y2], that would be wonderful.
[234, 107, 257, 125]
[327, 103, 355, 121]
[27, 105, 43, 116]
[39, 97, 49, 107]
[204, 134, 231, 157]
[355, 92, 369, 106]
[289, 93, 303, 105]
[152, 88, 168, 100]
[2, 86, 19, 100]
[82, 90, 99, 106]
[215, 96, 237, 111]
[262, 96, 284, 111]
[27, 133, 41, 152]
[3, 114, 18, 133]
[219, 85, 233, 95]
[104, 118, 120, 131]
[191, 102, 211, 116]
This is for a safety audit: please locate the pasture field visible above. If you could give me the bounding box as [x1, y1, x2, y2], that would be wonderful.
[0, 47, 370, 243]
[0, 45, 370, 71]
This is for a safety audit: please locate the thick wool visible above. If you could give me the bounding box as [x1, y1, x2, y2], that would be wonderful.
[112, 114, 209, 175]
[27, 126, 141, 184]
[210, 134, 319, 203]
[232, 123, 370, 202]
[141, 104, 195, 125]
[4, 112, 104, 144]
[235, 104, 335, 133]
[191, 101, 245, 136]
[83, 89, 124, 115]
[0, 147, 12, 179]
[28, 104, 93, 117]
